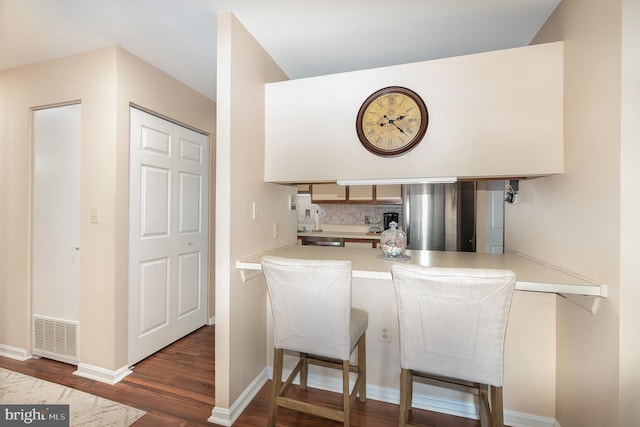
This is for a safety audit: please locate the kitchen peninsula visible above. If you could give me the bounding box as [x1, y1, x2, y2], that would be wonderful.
[237, 245, 604, 424]
[237, 245, 605, 297]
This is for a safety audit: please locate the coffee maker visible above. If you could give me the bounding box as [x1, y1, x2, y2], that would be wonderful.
[383, 212, 399, 230]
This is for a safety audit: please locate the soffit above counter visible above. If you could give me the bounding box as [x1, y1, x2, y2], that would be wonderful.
[265, 42, 564, 184]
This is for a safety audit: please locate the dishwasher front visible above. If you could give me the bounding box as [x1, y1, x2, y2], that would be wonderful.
[301, 236, 345, 247]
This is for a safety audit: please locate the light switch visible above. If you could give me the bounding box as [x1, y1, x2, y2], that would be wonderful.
[90, 207, 100, 224]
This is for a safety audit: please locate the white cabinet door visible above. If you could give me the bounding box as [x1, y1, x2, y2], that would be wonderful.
[129, 108, 209, 365]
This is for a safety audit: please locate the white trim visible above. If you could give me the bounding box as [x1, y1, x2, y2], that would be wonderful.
[208, 368, 269, 426]
[208, 316, 216, 325]
[0, 344, 31, 361]
[73, 363, 132, 385]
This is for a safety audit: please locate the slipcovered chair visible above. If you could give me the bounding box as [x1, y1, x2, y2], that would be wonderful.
[261, 256, 368, 427]
[390, 264, 516, 427]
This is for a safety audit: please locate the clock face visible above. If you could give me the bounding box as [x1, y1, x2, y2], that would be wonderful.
[356, 86, 429, 157]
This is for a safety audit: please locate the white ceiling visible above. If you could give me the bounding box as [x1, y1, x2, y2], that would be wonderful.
[0, 0, 560, 101]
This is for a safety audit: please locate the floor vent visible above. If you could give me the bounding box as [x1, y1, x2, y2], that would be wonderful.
[32, 316, 79, 364]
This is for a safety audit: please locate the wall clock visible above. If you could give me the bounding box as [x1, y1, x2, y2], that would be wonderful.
[355, 86, 429, 157]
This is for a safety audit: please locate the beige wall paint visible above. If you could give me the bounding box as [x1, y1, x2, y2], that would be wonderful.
[0, 47, 118, 361]
[213, 12, 294, 418]
[0, 47, 215, 371]
[265, 42, 564, 183]
[509, 0, 627, 425]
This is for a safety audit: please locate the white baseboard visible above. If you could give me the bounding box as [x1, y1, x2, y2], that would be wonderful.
[208, 316, 216, 325]
[208, 368, 268, 426]
[0, 344, 31, 361]
[73, 362, 132, 385]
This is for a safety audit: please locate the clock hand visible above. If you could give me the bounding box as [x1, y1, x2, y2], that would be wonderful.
[393, 123, 407, 135]
[384, 115, 407, 134]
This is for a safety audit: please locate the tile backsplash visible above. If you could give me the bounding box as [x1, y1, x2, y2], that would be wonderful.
[297, 195, 402, 227]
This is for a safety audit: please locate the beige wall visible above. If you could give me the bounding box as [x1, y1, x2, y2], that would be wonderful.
[508, 0, 631, 425]
[265, 42, 564, 183]
[0, 47, 118, 361]
[213, 12, 294, 421]
[0, 47, 215, 371]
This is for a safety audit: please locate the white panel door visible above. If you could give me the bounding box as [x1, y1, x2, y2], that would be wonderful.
[485, 180, 505, 254]
[32, 104, 81, 322]
[173, 125, 208, 338]
[129, 108, 208, 365]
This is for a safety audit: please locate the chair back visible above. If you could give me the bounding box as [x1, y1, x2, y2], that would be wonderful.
[262, 256, 353, 360]
[391, 264, 516, 387]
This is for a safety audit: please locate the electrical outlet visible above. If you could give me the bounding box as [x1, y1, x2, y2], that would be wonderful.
[273, 222, 279, 239]
[379, 327, 391, 343]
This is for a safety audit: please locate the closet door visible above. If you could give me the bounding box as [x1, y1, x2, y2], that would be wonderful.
[32, 103, 81, 364]
[128, 108, 208, 365]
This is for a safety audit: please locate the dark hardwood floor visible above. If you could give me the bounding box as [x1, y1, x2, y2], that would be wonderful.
[0, 325, 481, 426]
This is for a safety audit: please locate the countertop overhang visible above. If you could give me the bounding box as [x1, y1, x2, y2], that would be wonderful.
[236, 245, 606, 298]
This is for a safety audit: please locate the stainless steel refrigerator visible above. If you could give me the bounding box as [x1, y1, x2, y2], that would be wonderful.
[401, 182, 476, 252]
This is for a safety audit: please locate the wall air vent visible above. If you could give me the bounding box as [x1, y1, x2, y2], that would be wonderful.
[32, 316, 79, 365]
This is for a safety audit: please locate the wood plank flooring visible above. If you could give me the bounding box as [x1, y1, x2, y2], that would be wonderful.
[0, 325, 481, 426]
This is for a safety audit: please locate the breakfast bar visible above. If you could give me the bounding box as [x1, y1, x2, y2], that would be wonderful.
[236, 245, 604, 424]
[237, 245, 606, 297]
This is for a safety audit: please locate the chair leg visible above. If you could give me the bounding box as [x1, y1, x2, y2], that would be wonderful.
[490, 386, 504, 427]
[398, 368, 411, 427]
[407, 370, 413, 416]
[478, 383, 491, 427]
[358, 333, 366, 402]
[343, 359, 350, 426]
[268, 348, 284, 427]
[300, 352, 308, 390]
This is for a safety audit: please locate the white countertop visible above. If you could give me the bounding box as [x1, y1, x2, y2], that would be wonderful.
[236, 245, 606, 297]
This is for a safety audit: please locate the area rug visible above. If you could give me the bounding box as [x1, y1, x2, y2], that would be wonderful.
[0, 367, 146, 426]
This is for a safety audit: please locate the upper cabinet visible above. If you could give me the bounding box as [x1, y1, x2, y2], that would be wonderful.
[375, 184, 401, 203]
[310, 184, 401, 204]
[264, 42, 564, 184]
[310, 183, 346, 202]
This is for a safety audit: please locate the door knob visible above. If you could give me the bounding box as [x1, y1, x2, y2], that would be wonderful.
[72, 247, 80, 252]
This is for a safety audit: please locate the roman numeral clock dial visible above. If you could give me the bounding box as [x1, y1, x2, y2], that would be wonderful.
[356, 86, 429, 157]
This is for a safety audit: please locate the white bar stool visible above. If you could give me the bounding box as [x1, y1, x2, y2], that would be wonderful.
[391, 264, 516, 427]
[262, 255, 368, 426]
